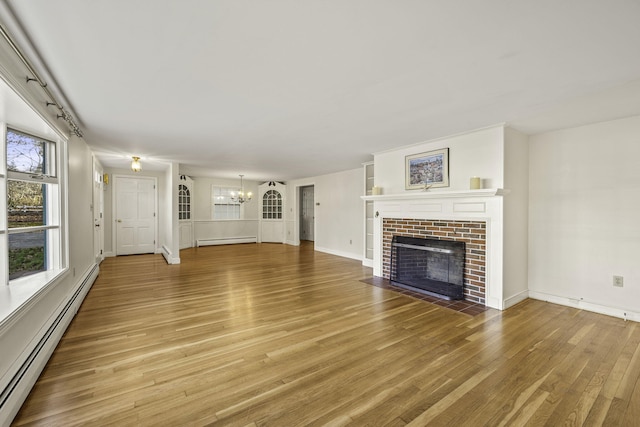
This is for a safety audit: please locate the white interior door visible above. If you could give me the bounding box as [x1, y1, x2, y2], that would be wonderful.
[115, 176, 157, 255]
[259, 182, 286, 243]
[93, 160, 104, 263]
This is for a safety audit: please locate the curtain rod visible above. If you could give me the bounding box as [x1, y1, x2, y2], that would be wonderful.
[0, 22, 83, 137]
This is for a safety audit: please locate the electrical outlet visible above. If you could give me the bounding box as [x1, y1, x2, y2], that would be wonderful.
[613, 275, 624, 287]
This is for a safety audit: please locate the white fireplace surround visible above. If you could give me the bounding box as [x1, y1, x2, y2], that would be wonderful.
[362, 188, 511, 310]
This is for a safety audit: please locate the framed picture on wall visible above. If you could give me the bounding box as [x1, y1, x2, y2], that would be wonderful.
[405, 148, 449, 190]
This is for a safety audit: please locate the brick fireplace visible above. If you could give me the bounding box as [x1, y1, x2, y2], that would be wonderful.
[383, 219, 487, 304]
[363, 188, 510, 309]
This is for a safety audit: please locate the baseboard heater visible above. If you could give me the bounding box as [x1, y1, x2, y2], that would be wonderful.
[196, 236, 257, 247]
[0, 264, 99, 424]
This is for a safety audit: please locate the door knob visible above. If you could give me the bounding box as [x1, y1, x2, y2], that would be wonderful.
[117, 219, 122, 223]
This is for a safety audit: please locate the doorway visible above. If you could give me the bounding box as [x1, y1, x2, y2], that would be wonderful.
[299, 185, 314, 242]
[93, 159, 104, 263]
[114, 175, 157, 255]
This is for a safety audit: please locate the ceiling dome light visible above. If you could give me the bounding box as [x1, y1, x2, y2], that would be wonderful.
[131, 156, 142, 172]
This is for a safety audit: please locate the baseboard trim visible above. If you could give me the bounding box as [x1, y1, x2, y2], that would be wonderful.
[504, 290, 529, 309]
[528, 290, 640, 322]
[161, 245, 180, 265]
[314, 246, 362, 262]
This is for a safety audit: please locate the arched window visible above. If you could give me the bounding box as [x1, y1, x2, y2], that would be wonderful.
[262, 190, 282, 219]
[178, 184, 191, 220]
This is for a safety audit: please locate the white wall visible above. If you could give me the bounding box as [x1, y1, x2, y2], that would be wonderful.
[528, 115, 640, 319]
[374, 125, 505, 194]
[502, 127, 529, 307]
[287, 168, 364, 261]
[162, 163, 180, 263]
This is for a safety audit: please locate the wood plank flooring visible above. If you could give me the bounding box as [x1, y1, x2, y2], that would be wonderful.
[12, 242, 640, 426]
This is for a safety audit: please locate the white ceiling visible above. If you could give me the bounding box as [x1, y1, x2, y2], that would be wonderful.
[3, 0, 640, 180]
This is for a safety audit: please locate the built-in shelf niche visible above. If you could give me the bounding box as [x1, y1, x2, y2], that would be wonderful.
[363, 162, 374, 265]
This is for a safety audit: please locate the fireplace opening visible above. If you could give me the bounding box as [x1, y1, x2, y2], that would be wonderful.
[390, 235, 465, 300]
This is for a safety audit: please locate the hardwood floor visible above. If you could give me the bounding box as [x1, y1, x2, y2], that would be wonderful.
[12, 242, 640, 426]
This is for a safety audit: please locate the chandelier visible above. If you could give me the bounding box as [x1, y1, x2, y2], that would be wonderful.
[230, 174, 252, 203]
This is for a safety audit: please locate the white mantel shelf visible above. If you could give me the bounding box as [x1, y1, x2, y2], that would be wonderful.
[361, 188, 509, 201]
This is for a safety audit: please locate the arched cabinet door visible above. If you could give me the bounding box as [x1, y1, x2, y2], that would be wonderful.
[178, 176, 194, 249]
[259, 182, 286, 243]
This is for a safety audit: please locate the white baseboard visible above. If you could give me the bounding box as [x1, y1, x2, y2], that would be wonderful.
[503, 290, 529, 309]
[314, 245, 362, 262]
[161, 245, 180, 265]
[362, 259, 373, 268]
[528, 290, 640, 322]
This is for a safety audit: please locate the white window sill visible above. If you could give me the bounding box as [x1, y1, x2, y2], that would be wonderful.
[0, 268, 67, 331]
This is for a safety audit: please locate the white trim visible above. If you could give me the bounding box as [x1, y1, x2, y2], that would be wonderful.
[504, 289, 529, 309]
[291, 182, 316, 247]
[315, 245, 362, 262]
[361, 188, 508, 201]
[528, 291, 640, 322]
[161, 245, 180, 265]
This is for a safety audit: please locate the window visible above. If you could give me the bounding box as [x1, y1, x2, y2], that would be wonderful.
[211, 186, 240, 219]
[262, 190, 282, 219]
[178, 184, 191, 220]
[5, 128, 62, 281]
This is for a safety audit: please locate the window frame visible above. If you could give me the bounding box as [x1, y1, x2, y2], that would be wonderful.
[211, 185, 242, 220]
[178, 184, 191, 220]
[262, 189, 282, 220]
[2, 125, 68, 286]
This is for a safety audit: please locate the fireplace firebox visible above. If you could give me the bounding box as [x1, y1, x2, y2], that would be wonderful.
[390, 235, 465, 300]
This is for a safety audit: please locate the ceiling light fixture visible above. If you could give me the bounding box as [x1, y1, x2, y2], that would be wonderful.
[131, 156, 142, 172]
[230, 174, 252, 203]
